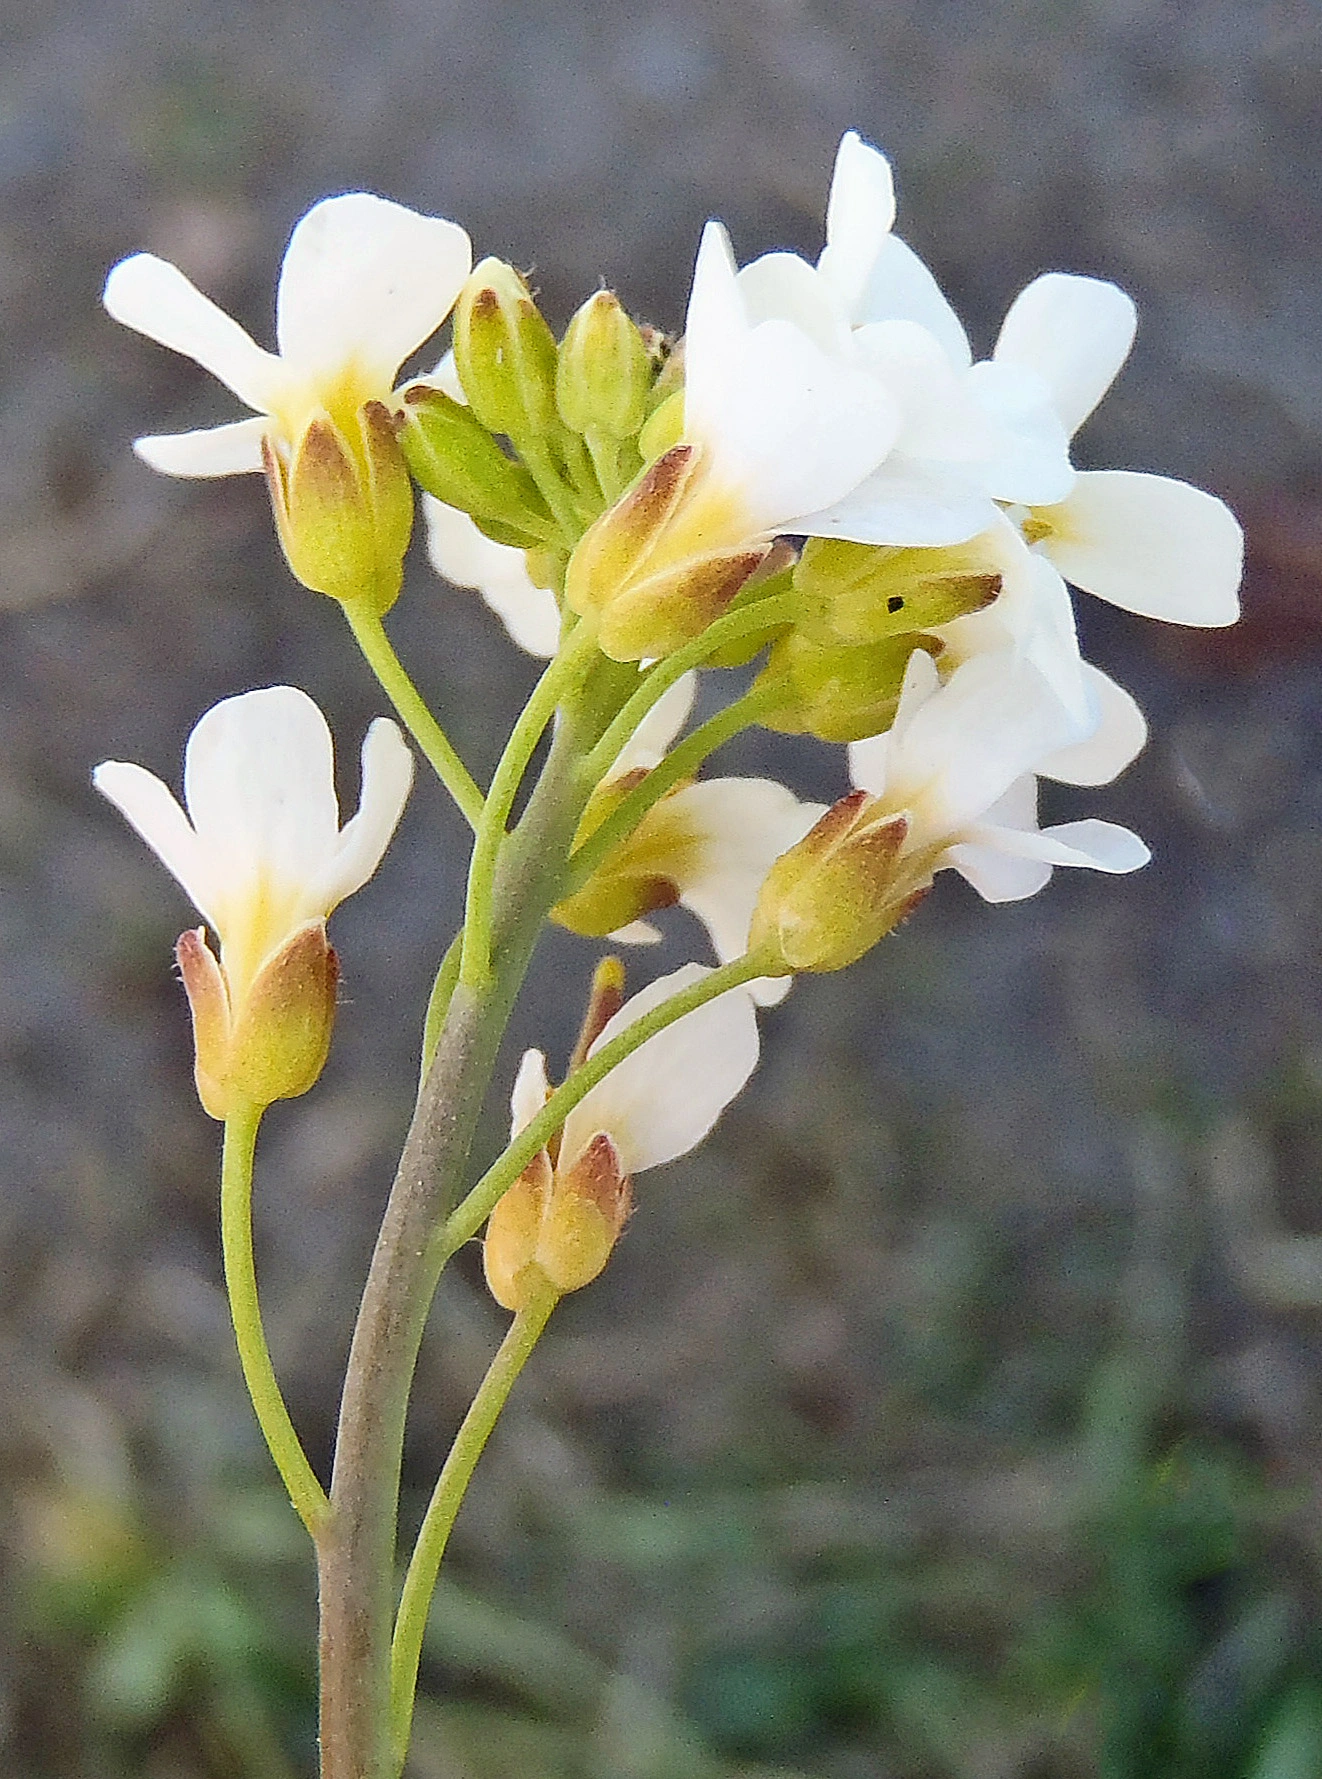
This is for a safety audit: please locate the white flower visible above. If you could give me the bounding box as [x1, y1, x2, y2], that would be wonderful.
[423, 495, 562, 657]
[103, 195, 472, 477]
[847, 650, 1148, 903]
[94, 686, 413, 1006]
[484, 964, 760, 1307]
[804, 132, 1076, 531]
[992, 272, 1243, 625]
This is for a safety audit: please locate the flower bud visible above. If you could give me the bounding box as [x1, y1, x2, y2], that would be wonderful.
[749, 792, 927, 972]
[483, 1135, 632, 1311]
[552, 771, 689, 938]
[795, 537, 1002, 647]
[565, 443, 767, 659]
[399, 385, 556, 543]
[453, 258, 560, 444]
[756, 631, 940, 744]
[556, 291, 653, 441]
[177, 921, 339, 1119]
[263, 401, 412, 614]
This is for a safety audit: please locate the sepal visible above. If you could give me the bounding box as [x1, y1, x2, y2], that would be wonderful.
[453, 259, 560, 444]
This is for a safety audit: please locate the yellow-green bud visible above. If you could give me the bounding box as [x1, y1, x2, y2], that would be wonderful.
[556, 291, 652, 440]
[177, 922, 338, 1119]
[398, 385, 556, 543]
[566, 443, 767, 659]
[453, 257, 560, 443]
[263, 401, 413, 614]
[756, 631, 940, 743]
[637, 389, 685, 466]
[749, 791, 926, 973]
[483, 1133, 632, 1311]
[796, 537, 1002, 647]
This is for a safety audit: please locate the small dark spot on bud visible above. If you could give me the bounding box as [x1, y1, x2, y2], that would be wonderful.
[473, 287, 501, 321]
[887, 595, 905, 613]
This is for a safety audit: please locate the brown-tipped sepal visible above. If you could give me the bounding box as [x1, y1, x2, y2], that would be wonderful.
[749, 792, 925, 972]
[483, 1133, 631, 1311]
[556, 292, 652, 441]
[565, 443, 766, 660]
[263, 401, 413, 613]
[483, 1150, 554, 1313]
[755, 631, 941, 743]
[176, 921, 339, 1120]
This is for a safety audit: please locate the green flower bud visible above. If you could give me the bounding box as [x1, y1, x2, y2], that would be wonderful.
[749, 792, 926, 973]
[796, 536, 1002, 647]
[755, 631, 940, 743]
[556, 291, 652, 440]
[398, 384, 557, 543]
[263, 400, 413, 614]
[453, 257, 560, 443]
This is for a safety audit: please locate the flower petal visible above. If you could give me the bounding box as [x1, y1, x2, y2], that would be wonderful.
[611, 673, 696, 776]
[92, 759, 217, 919]
[423, 497, 562, 658]
[134, 415, 268, 478]
[964, 360, 1075, 506]
[970, 815, 1150, 875]
[277, 194, 472, 385]
[1039, 663, 1147, 786]
[1040, 470, 1243, 626]
[944, 838, 1052, 902]
[103, 253, 282, 411]
[793, 457, 995, 548]
[183, 687, 342, 905]
[993, 273, 1136, 438]
[855, 235, 971, 368]
[315, 718, 414, 913]
[738, 250, 849, 355]
[563, 964, 760, 1176]
[510, 1048, 551, 1139]
[817, 131, 897, 315]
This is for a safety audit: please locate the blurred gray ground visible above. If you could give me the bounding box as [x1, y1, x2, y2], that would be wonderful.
[3, 2, 1322, 1775]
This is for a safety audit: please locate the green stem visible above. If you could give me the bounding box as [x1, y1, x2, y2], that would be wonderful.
[582, 589, 797, 787]
[388, 1276, 559, 1772]
[459, 624, 599, 990]
[418, 935, 462, 1089]
[220, 1105, 330, 1538]
[437, 946, 776, 1260]
[344, 602, 485, 832]
[517, 437, 592, 540]
[564, 682, 779, 898]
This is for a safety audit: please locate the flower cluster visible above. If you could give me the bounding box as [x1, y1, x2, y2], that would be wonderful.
[99, 129, 1242, 1289]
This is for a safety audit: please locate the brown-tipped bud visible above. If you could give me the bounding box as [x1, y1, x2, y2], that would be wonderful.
[538, 1132, 632, 1295]
[399, 385, 556, 542]
[453, 258, 560, 444]
[565, 443, 767, 660]
[569, 956, 627, 1072]
[176, 922, 339, 1120]
[556, 292, 653, 441]
[264, 401, 413, 613]
[755, 631, 940, 743]
[749, 792, 926, 972]
[795, 537, 1003, 647]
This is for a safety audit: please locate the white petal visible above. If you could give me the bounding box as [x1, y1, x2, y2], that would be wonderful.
[855, 320, 999, 463]
[964, 360, 1075, 506]
[738, 251, 849, 355]
[1039, 663, 1147, 786]
[510, 1048, 551, 1139]
[682, 222, 747, 448]
[855, 235, 971, 367]
[183, 687, 341, 902]
[92, 759, 217, 919]
[276, 194, 472, 385]
[1040, 470, 1243, 626]
[563, 964, 760, 1176]
[133, 415, 268, 478]
[103, 253, 281, 411]
[993, 273, 1137, 437]
[793, 457, 995, 548]
[672, 778, 826, 967]
[314, 718, 414, 912]
[967, 814, 1150, 876]
[818, 131, 897, 315]
[608, 920, 664, 945]
[611, 673, 696, 776]
[944, 838, 1052, 902]
[423, 498, 561, 658]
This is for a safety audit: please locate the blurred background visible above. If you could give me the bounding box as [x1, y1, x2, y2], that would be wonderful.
[3, 1, 1322, 1773]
